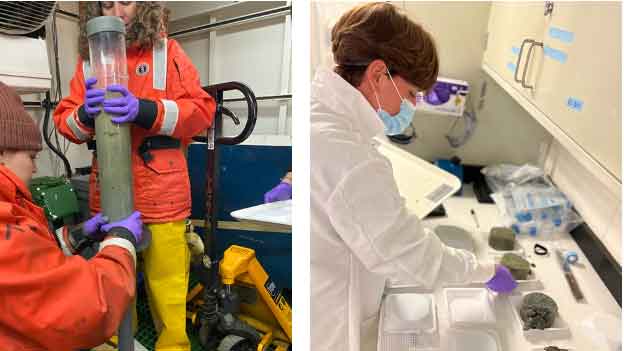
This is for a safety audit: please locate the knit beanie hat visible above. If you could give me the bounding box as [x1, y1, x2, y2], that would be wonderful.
[0, 81, 42, 151]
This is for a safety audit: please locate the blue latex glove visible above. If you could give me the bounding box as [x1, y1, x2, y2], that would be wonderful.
[84, 77, 105, 118]
[101, 211, 143, 244]
[264, 182, 292, 203]
[102, 84, 139, 124]
[83, 213, 109, 237]
[486, 264, 518, 293]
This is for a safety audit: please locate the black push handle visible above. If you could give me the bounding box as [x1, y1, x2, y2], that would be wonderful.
[202, 81, 258, 145]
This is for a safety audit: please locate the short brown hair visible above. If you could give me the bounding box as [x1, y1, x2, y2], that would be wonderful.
[78, 2, 170, 61]
[331, 2, 439, 90]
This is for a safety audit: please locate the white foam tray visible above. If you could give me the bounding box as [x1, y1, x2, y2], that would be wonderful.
[509, 291, 571, 341]
[444, 288, 496, 327]
[378, 293, 439, 351]
[446, 328, 502, 351]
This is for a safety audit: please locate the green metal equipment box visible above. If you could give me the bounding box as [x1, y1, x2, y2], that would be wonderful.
[29, 176, 80, 226]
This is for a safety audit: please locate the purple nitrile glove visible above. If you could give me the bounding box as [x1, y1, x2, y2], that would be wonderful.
[83, 212, 109, 237]
[102, 84, 139, 124]
[101, 211, 143, 245]
[264, 182, 292, 203]
[486, 264, 518, 293]
[84, 77, 105, 118]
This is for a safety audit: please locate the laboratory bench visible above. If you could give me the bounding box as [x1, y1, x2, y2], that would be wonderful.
[381, 186, 621, 351]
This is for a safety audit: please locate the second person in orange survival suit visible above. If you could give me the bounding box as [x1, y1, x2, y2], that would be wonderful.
[53, 2, 216, 350]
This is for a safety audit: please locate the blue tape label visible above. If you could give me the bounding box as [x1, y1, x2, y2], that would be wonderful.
[506, 62, 517, 73]
[549, 27, 575, 43]
[544, 45, 568, 63]
[567, 97, 583, 111]
[511, 46, 520, 55]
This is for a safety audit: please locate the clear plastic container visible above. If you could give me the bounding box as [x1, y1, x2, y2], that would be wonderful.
[444, 288, 496, 327]
[87, 16, 128, 89]
[501, 186, 580, 237]
[378, 293, 439, 351]
[511, 217, 566, 237]
[509, 291, 571, 341]
[385, 277, 425, 291]
[446, 328, 501, 351]
[511, 221, 539, 236]
[508, 187, 570, 214]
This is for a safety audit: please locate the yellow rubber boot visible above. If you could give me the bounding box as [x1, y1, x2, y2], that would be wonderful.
[144, 220, 191, 351]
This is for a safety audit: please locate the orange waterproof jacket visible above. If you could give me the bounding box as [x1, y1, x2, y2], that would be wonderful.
[54, 38, 215, 223]
[0, 165, 136, 350]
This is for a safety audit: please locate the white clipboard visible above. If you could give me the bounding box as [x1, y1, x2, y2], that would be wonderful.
[230, 200, 292, 230]
[375, 137, 461, 219]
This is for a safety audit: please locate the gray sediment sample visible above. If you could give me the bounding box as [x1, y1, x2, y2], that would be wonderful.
[434, 225, 475, 253]
[520, 292, 558, 330]
[500, 253, 531, 280]
[488, 227, 515, 250]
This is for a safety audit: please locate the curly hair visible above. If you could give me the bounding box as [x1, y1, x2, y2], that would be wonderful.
[78, 2, 170, 61]
[331, 2, 439, 91]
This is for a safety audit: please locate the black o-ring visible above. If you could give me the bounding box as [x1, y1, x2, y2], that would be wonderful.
[534, 243, 548, 255]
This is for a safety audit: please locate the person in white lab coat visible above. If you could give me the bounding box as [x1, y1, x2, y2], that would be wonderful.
[310, 3, 516, 351]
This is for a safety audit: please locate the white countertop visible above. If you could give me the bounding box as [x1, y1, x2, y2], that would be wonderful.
[382, 187, 621, 351]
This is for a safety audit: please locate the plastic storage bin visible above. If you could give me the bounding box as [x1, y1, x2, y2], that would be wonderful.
[385, 277, 426, 291]
[446, 328, 502, 351]
[444, 288, 496, 327]
[500, 187, 580, 237]
[509, 292, 571, 341]
[378, 293, 439, 350]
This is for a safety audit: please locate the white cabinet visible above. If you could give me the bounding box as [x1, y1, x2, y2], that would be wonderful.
[484, 2, 546, 95]
[532, 3, 621, 181]
[483, 1, 621, 181]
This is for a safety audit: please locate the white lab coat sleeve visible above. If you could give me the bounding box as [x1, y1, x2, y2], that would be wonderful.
[326, 157, 495, 288]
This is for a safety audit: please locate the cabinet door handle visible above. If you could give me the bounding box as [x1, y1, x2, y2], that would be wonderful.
[522, 41, 544, 89]
[515, 39, 534, 83]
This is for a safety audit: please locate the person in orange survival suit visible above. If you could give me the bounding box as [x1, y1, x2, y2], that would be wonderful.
[0, 81, 146, 350]
[53, 2, 216, 350]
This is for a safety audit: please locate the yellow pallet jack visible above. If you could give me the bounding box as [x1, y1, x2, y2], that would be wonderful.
[186, 82, 291, 351]
[187, 245, 291, 351]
